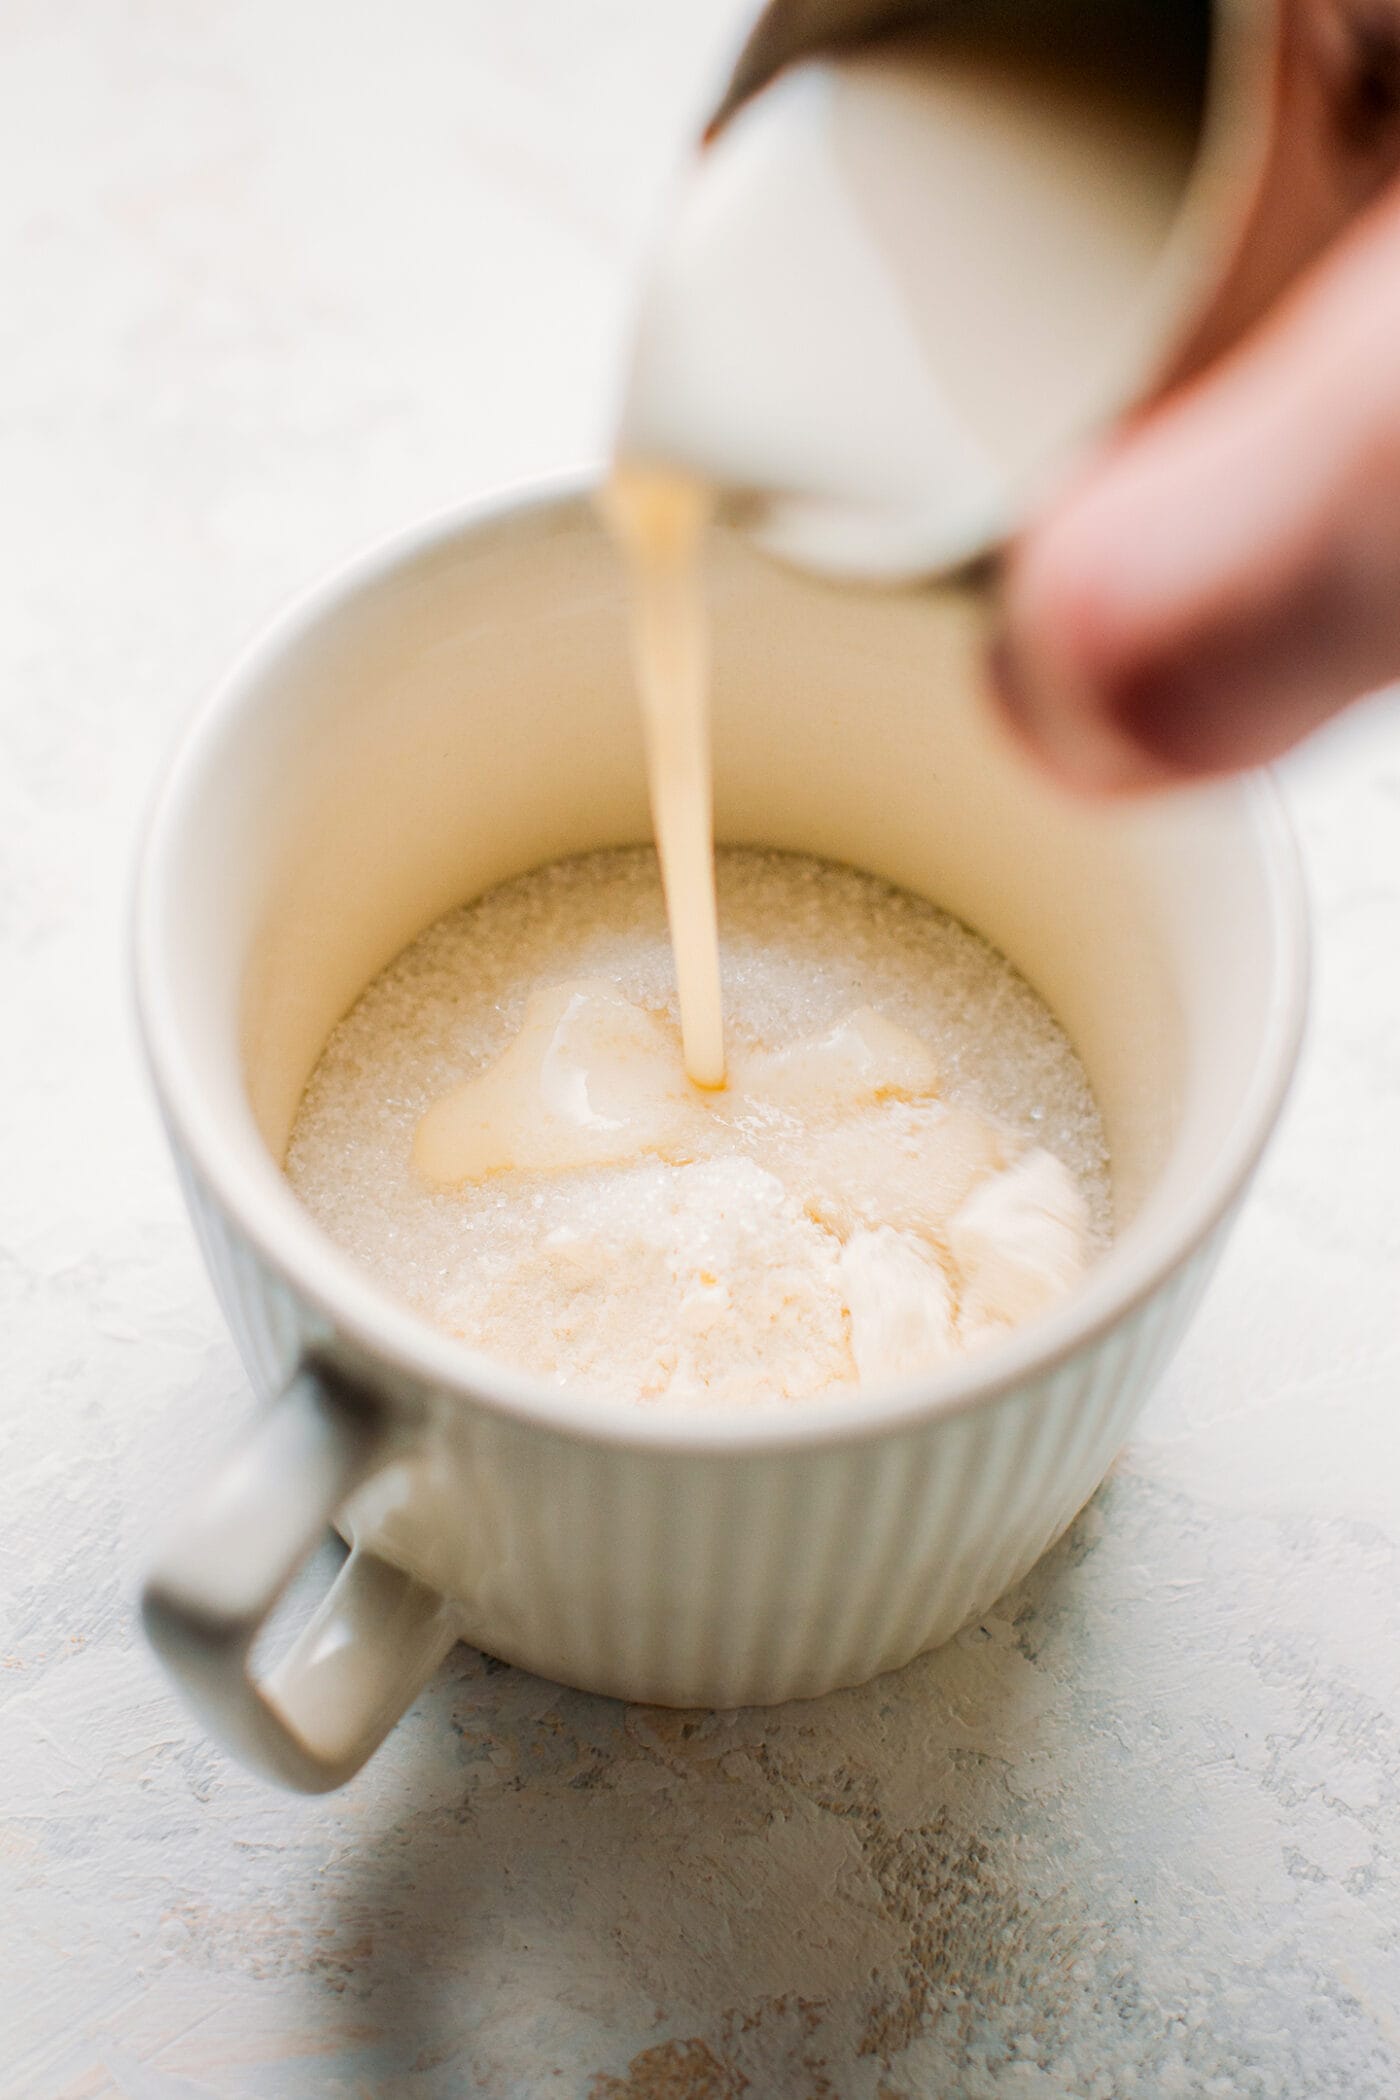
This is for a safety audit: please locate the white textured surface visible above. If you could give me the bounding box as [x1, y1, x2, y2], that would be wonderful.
[2, 3, 1399, 2096]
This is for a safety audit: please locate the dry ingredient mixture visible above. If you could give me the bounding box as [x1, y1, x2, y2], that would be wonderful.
[287, 848, 1111, 1408]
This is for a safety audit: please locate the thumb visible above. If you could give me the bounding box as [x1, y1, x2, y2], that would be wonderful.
[993, 179, 1400, 792]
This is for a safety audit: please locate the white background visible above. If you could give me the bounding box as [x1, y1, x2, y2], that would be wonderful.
[2, 3, 1398, 2095]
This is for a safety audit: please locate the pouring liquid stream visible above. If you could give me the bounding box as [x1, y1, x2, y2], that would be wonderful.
[602, 464, 726, 1088]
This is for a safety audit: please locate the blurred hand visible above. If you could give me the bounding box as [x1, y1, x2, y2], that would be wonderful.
[993, 0, 1400, 791]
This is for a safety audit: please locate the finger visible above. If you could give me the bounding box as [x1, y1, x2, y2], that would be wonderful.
[993, 177, 1400, 792]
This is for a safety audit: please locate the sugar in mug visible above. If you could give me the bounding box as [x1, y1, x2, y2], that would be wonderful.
[135, 477, 1306, 1791]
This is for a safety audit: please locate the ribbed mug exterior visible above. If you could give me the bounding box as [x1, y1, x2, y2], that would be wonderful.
[176, 1140, 1225, 1709]
[135, 483, 1305, 1785]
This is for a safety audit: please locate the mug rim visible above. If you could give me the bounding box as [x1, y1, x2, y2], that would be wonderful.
[133, 470, 1310, 1456]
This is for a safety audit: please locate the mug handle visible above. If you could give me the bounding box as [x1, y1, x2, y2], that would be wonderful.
[142, 1365, 459, 1792]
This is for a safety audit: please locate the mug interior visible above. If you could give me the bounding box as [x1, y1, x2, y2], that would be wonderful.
[136, 483, 1305, 1439]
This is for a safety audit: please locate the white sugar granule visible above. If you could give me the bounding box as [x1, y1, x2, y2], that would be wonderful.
[286, 847, 1112, 1408]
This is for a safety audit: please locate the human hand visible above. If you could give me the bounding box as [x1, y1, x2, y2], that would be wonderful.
[993, 0, 1400, 791]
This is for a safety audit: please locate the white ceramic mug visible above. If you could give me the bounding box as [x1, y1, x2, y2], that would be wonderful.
[135, 476, 1306, 1792]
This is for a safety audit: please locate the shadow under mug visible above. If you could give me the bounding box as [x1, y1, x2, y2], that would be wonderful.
[134, 476, 1307, 1791]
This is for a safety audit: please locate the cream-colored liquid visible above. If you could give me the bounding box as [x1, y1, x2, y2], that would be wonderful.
[415, 987, 949, 1187]
[602, 466, 725, 1085]
[410, 459, 732, 1177]
[410, 969, 1090, 1385]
